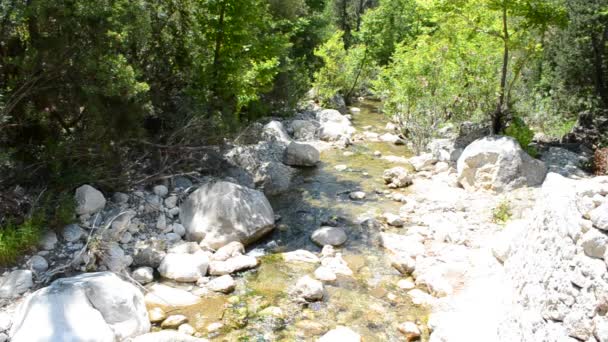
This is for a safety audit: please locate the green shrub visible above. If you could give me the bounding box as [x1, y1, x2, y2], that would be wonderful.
[0, 191, 75, 266]
[0, 214, 44, 265]
[505, 117, 538, 157]
[313, 31, 374, 105]
[492, 200, 512, 225]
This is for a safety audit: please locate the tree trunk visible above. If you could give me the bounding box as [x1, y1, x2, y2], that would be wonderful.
[356, 0, 365, 32]
[210, 0, 227, 117]
[340, 0, 351, 49]
[591, 32, 608, 107]
[493, 3, 509, 134]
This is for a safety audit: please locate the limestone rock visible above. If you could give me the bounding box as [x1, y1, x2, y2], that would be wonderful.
[211, 241, 245, 261]
[132, 267, 154, 284]
[398, 322, 421, 341]
[153, 185, 169, 198]
[10, 272, 149, 342]
[383, 167, 413, 189]
[161, 315, 188, 329]
[283, 142, 320, 167]
[131, 331, 209, 342]
[314, 266, 337, 282]
[311, 227, 347, 247]
[0, 270, 32, 298]
[318, 326, 361, 342]
[145, 284, 201, 307]
[208, 255, 258, 275]
[590, 202, 608, 231]
[148, 307, 167, 323]
[263, 120, 291, 143]
[457, 136, 547, 193]
[62, 223, 84, 242]
[27, 255, 48, 273]
[290, 120, 318, 141]
[75, 184, 106, 215]
[349, 191, 366, 200]
[207, 275, 236, 293]
[293, 275, 324, 302]
[282, 250, 320, 264]
[384, 213, 404, 227]
[180, 181, 275, 249]
[158, 252, 209, 282]
[409, 153, 436, 171]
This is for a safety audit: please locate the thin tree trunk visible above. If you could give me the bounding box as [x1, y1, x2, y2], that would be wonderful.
[345, 48, 368, 101]
[212, 1, 226, 83]
[591, 33, 608, 107]
[356, 0, 365, 32]
[493, 3, 509, 134]
[341, 0, 351, 49]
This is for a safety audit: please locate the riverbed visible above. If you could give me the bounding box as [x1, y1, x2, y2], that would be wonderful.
[159, 101, 429, 341]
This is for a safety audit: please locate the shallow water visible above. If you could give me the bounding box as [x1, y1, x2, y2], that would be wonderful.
[151, 101, 429, 341]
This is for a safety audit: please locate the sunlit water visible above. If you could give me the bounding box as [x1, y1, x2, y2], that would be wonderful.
[151, 101, 429, 341]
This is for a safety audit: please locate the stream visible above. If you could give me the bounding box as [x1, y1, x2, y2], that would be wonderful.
[158, 101, 429, 341]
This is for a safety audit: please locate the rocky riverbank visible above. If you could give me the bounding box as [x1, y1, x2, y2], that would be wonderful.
[0, 99, 603, 342]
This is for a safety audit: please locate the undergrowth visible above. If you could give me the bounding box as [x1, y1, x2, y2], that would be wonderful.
[492, 200, 512, 225]
[0, 191, 75, 265]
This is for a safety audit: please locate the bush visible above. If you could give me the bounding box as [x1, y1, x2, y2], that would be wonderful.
[313, 31, 374, 105]
[0, 190, 75, 265]
[0, 215, 43, 265]
[492, 200, 512, 225]
[505, 117, 538, 157]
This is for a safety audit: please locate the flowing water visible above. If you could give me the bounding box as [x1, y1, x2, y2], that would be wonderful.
[152, 101, 429, 341]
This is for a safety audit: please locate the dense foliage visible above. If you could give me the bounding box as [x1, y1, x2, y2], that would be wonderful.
[1, 0, 607, 185]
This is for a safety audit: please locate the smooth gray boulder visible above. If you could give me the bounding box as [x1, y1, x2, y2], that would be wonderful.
[457, 136, 547, 193]
[311, 227, 347, 247]
[0, 270, 32, 298]
[283, 142, 320, 167]
[75, 184, 106, 215]
[290, 120, 318, 141]
[10, 272, 149, 342]
[180, 181, 275, 249]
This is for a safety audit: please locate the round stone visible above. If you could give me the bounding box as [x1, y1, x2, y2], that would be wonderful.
[311, 227, 347, 247]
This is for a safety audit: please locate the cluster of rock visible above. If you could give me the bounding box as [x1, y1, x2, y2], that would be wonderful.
[1, 175, 283, 340]
[499, 174, 608, 341]
[224, 104, 355, 196]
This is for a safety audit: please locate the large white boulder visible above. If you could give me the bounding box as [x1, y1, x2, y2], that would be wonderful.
[75, 184, 106, 215]
[158, 252, 209, 282]
[316, 109, 355, 142]
[283, 142, 320, 167]
[180, 181, 275, 249]
[457, 136, 547, 193]
[10, 272, 149, 342]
